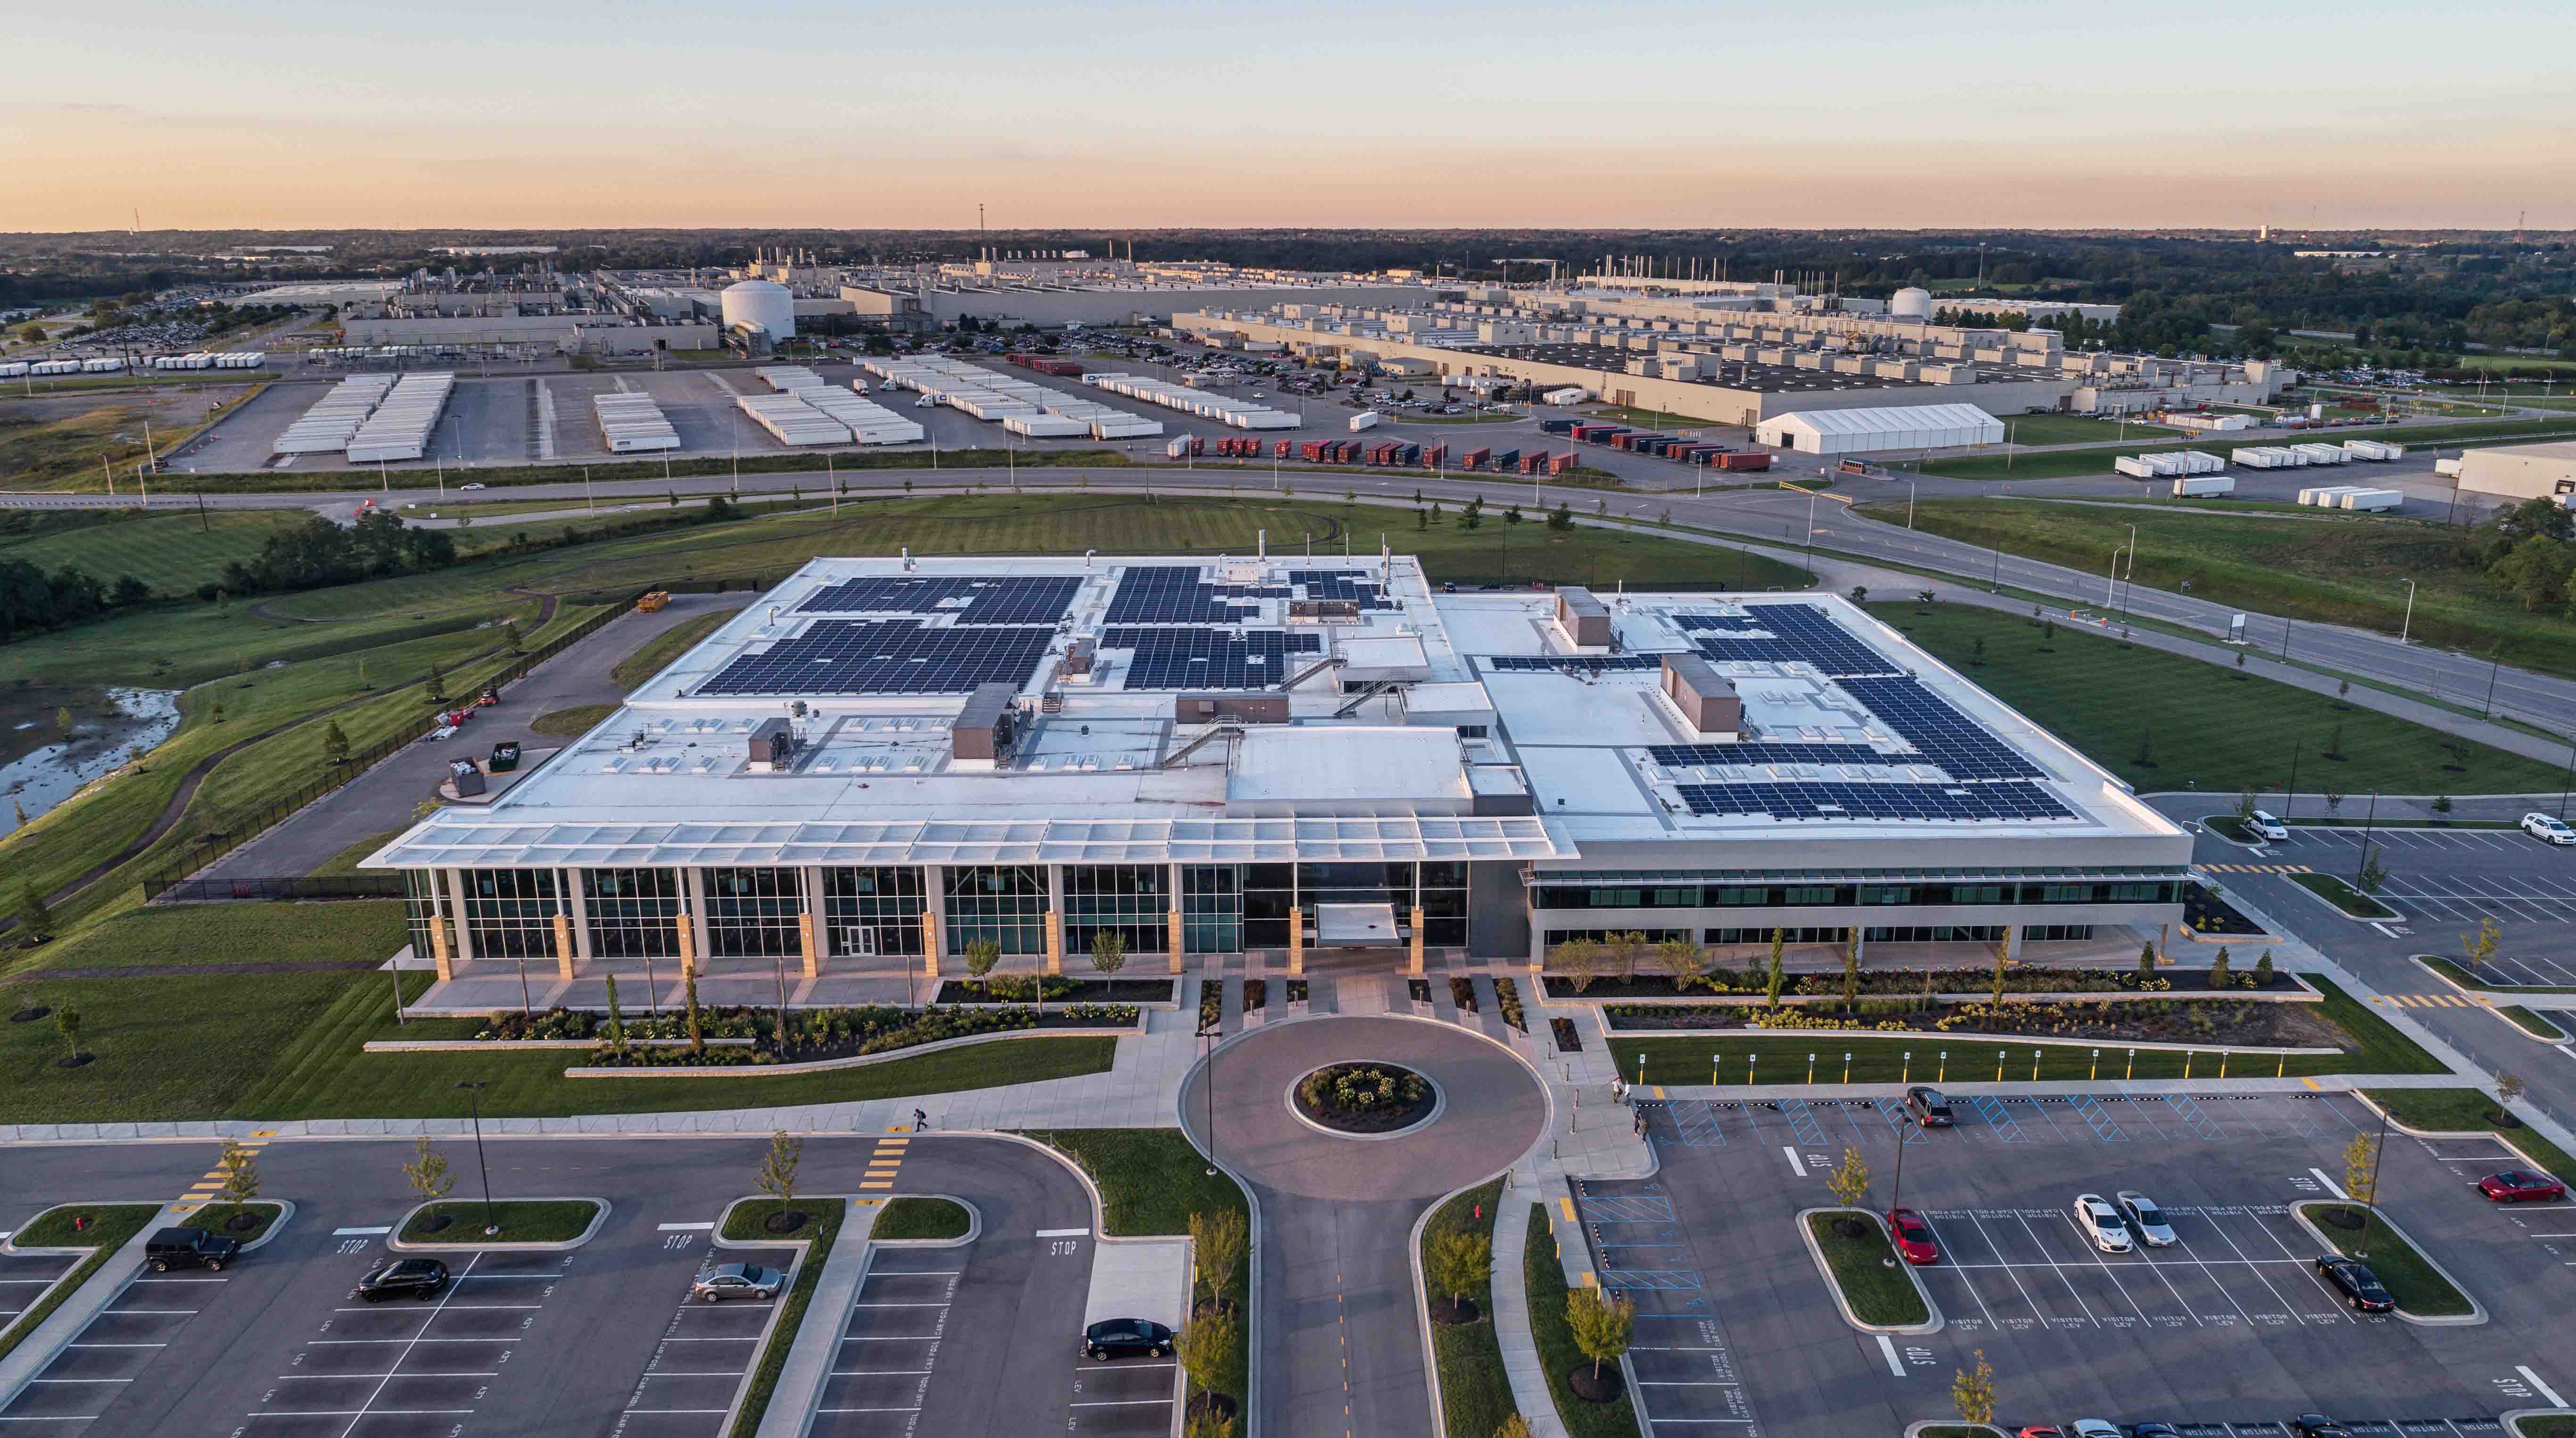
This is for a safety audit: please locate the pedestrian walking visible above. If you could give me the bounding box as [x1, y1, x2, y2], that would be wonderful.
[1634, 1109, 1646, 1138]
[913, 1107, 928, 1132]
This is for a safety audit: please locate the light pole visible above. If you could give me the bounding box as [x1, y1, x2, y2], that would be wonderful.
[1906, 480, 1917, 530]
[2107, 543, 2129, 603]
[455, 1081, 498, 1235]
[2398, 579, 2417, 645]
[1196, 1016, 1219, 1178]
[2357, 1101, 2394, 1257]
[2353, 791, 2379, 888]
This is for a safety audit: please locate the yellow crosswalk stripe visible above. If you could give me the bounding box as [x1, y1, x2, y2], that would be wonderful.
[1558, 1197, 1578, 1224]
[860, 1181, 894, 1190]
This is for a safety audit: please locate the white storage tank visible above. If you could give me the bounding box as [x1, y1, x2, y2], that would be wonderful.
[1890, 287, 1933, 321]
[719, 280, 795, 342]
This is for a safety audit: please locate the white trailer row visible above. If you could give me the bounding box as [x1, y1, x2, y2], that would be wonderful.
[2231, 446, 2311, 469]
[273, 373, 399, 455]
[1084, 372, 1299, 430]
[863, 357, 1161, 440]
[346, 372, 455, 463]
[2166, 411, 2254, 432]
[2113, 449, 2225, 479]
[22, 361, 83, 376]
[149, 351, 266, 371]
[797, 387, 925, 446]
[2342, 438, 2406, 461]
[737, 391, 850, 446]
[2298, 484, 2403, 512]
[2171, 475, 2237, 497]
[594, 391, 680, 453]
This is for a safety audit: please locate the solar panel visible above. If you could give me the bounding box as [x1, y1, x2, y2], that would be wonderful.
[1839, 676, 2048, 781]
[797, 576, 1080, 625]
[1674, 780, 2075, 822]
[1105, 566, 1285, 625]
[696, 620, 1055, 696]
[1670, 613, 1765, 632]
[1684, 604, 1899, 678]
[1647, 742, 1887, 769]
[1289, 570, 1397, 610]
[1103, 628, 1322, 689]
[1483, 655, 1660, 674]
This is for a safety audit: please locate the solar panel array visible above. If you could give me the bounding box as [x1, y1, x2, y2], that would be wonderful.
[1104, 628, 1322, 690]
[696, 620, 1055, 696]
[1104, 566, 1287, 625]
[1686, 605, 1900, 678]
[1838, 677, 2048, 780]
[1674, 781, 2076, 823]
[1484, 655, 1661, 674]
[1670, 613, 1764, 632]
[797, 576, 1081, 625]
[1647, 742, 1888, 769]
[1289, 570, 1397, 610]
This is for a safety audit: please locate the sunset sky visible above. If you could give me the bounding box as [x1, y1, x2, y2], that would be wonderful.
[8, 0, 2570, 232]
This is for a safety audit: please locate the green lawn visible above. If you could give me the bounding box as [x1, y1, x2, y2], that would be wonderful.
[1015, 1128, 1247, 1238]
[2500, 1006, 2566, 1039]
[6, 900, 406, 973]
[2295, 1202, 2473, 1316]
[612, 611, 732, 689]
[2, 512, 308, 599]
[400, 1199, 599, 1244]
[310, 830, 406, 877]
[1805, 1211, 1927, 1325]
[1864, 602, 2566, 794]
[724, 1198, 842, 1438]
[180, 1202, 281, 1243]
[1422, 1178, 1515, 1438]
[1994, 413, 2182, 446]
[530, 703, 618, 737]
[2291, 871, 2398, 919]
[2361, 1088, 2576, 1185]
[1523, 1203, 1639, 1438]
[872, 1197, 970, 1241]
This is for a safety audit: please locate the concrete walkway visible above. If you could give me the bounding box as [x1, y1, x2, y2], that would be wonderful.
[0, 1204, 172, 1413]
[753, 1197, 879, 1438]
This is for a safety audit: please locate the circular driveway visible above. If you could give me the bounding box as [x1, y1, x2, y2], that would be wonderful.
[1178, 1014, 1547, 1202]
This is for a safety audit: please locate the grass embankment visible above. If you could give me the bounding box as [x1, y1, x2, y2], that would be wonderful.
[1996, 413, 2184, 446]
[530, 703, 618, 736]
[1421, 1178, 1515, 1438]
[0, 1204, 162, 1365]
[2295, 1202, 2473, 1316]
[1868, 498, 2576, 679]
[872, 1197, 970, 1241]
[2361, 1088, 2576, 1186]
[612, 610, 733, 688]
[1805, 1211, 1927, 1326]
[1523, 1203, 1639, 1438]
[1607, 973, 2443, 1084]
[1864, 602, 2569, 795]
[1914, 418, 2576, 481]
[1018, 1129, 1250, 1421]
[0, 384, 265, 489]
[720, 1198, 842, 1438]
[2291, 870, 2399, 918]
[2500, 1006, 2566, 1039]
[2, 511, 307, 595]
[400, 1199, 599, 1244]
[310, 828, 406, 876]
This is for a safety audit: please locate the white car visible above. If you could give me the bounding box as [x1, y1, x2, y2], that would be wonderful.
[2114, 1190, 2177, 1247]
[460, 482, 486, 490]
[2523, 812, 2576, 846]
[2073, 1193, 2133, 1253]
[2070, 1423, 2123, 1438]
[2246, 809, 2289, 842]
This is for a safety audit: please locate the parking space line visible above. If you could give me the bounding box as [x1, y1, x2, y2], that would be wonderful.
[2128, 1248, 2206, 1325]
[1962, 1213, 2054, 1326]
[2517, 1367, 2566, 1407]
[2012, 1214, 2097, 1327]
[1780, 1147, 1804, 1177]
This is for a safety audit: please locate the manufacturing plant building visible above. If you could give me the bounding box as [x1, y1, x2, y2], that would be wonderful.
[2454, 441, 2576, 506]
[366, 561, 2190, 992]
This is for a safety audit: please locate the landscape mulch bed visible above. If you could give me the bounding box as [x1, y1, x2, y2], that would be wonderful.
[934, 978, 1174, 1004]
[1293, 1062, 1437, 1134]
[1545, 967, 2294, 1001]
[1605, 999, 2346, 1048]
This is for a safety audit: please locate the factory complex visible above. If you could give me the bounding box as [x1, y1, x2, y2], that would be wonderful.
[366, 558, 2189, 987]
[1174, 282, 2293, 427]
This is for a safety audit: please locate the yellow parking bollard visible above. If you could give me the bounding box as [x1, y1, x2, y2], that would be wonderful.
[1807, 1052, 1816, 1083]
[1996, 1049, 2006, 1082]
[2220, 1049, 2229, 1078]
[1902, 1051, 1911, 1084]
[2031, 1050, 2041, 1082]
[2277, 1049, 2287, 1078]
[2090, 1049, 2099, 1081]
[2184, 1050, 2194, 1079]
[1842, 1051, 1851, 1083]
[1711, 1052, 1722, 1086]
[1938, 1050, 1948, 1083]
[2126, 1048, 2136, 1081]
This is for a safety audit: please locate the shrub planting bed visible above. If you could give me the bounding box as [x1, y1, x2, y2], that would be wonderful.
[934, 977, 1174, 1005]
[1293, 1062, 1437, 1134]
[1548, 964, 2292, 1001]
[1494, 978, 1527, 1032]
[1605, 997, 2343, 1047]
[570, 1003, 1139, 1068]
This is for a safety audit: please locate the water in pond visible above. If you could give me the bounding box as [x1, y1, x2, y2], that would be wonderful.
[0, 686, 182, 838]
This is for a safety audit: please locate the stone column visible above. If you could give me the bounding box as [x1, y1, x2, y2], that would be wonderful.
[1407, 905, 1426, 975]
[552, 912, 576, 981]
[1167, 862, 1187, 975]
[1044, 909, 1064, 976]
[920, 864, 945, 978]
[1288, 905, 1304, 976]
[798, 913, 819, 980]
[683, 868, 710, 975]
[2003, 923, 2024, 962]
[676, 909, 698, 978]
[428, 913, 454, 982]
[805, 866, 830, 963]
[446, 869, 477, 963]
[565, 869, 593, 962]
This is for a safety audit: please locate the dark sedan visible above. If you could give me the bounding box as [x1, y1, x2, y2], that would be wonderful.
[353, 1258, 450, 1302]
[2314, 1256, 2393, 1313]
[1082, 1318, 1173, 1361]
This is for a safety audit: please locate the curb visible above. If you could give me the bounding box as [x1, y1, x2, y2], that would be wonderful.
[719, 1194, 872, 1438]
[388, 1197, 610, 1252]
[1904, 1424, 2007, 1437]
[562, 1024, 1137, 1078]
[0, 1202, 170, 1414]
[2287, 1201, 2487, 1327]
[2415, 953, 2576, 1005]
[1284, 1060, 1449, 1142]
[1408, 1182, 1471, 1438]
[869, 1195, 982, 1248]
[1793, 1207, 1942, 1336]
[2487, 1005, 2568, 1044]
[161, 1200, 297, 1256]
[2502, 1410, 2576, 1436]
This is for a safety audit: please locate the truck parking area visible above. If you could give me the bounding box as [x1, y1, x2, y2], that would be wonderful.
[1574, 1092, 2576, 1438]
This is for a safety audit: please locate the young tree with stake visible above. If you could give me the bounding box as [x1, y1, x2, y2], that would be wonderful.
[1565, 1286, 1635, 1388]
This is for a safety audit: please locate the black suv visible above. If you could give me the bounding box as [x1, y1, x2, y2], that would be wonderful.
[1901, 1086, 1954, 1127]
[354, 1258, 451, 1302]
[145, 1227, 239, 1273]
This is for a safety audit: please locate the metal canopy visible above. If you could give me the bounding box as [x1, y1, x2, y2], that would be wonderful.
[366, 813, 1569, 870]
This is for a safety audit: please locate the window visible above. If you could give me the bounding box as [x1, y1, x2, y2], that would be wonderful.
[1455, 724, 1489, 738]
[823, 868, 925, 957]
[1860, 885, 1914, 906]
[706, 868, 803, 959]
[1183, 866, 1241, 954]
[586, 868, 681, 959]
[1064, 864, 1169, 957]
[1704, 926, 1851, 946]
[2025, 924, 2096, 942]
[1546, 928, 1693, 950]
[1241, 863, 1295, 949]
[1863, 925, 2006, 943]
[946, 864, 1047, 956]
[1419, 860, 1469, 948]
[403, 869, 450, 964]
[1780, 885, 1845, 906]
[461, 868, 559, 960]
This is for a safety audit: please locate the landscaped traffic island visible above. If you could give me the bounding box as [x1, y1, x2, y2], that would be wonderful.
[1291, 1061, 1438, 1134]
[873, 1197, 971, 1241]
[2294, 1202, 2474, 1317]
[1803, 1209, 1931, 1328]
[400, 1199, 602, 1245]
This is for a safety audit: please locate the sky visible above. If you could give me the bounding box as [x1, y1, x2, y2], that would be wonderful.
[7, 0, 2573, 232]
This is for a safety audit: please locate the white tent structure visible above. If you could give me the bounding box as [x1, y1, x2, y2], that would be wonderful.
[1754, 403, 2005, 456]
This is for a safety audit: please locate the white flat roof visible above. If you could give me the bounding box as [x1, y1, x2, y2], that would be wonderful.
[1229, 727, 1466, 806]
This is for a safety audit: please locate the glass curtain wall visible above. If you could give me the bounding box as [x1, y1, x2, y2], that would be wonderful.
[705, 867, 803, 959]
[1182, 866, 1241, 953]
[462, 868, 559, 959]
[1063, 865, 1169, 957]
[945, 864, 1046, 955]
[822, 868, 926, 957]
[585, 868, 682, 959]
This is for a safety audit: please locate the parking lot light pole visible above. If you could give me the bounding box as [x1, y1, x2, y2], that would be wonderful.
[2398, 579, 2418, 644]
[456, 1082, 497, 1235]
[2354, 792, 2380, 888]
[1195, 1017, 1218, 1178]
[2359, 1103, 2394, 1257]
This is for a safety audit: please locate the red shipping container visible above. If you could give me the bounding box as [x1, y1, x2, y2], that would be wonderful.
[1717, 451, 1770, 471]
[1421, 445, 1446, 470]
[1548, 453, 1576, 475]
[1461, 447, 1491, 471]
[1275, 440, 1292, 458]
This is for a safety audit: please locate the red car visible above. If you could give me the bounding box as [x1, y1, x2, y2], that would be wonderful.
[1887, 1207, 1940, 1264]
[2478, 1169, 2568, 1203]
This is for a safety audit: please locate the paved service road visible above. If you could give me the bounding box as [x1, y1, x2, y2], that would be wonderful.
[0, 1134, 1100, 1438]
[1179, 1014, 1546, 1438]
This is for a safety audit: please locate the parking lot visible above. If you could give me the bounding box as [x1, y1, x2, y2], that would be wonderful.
[1576, 1092, 2576, 1438]
[0, 1254, 217, 1438]
[612, 1231, 796, 1438]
